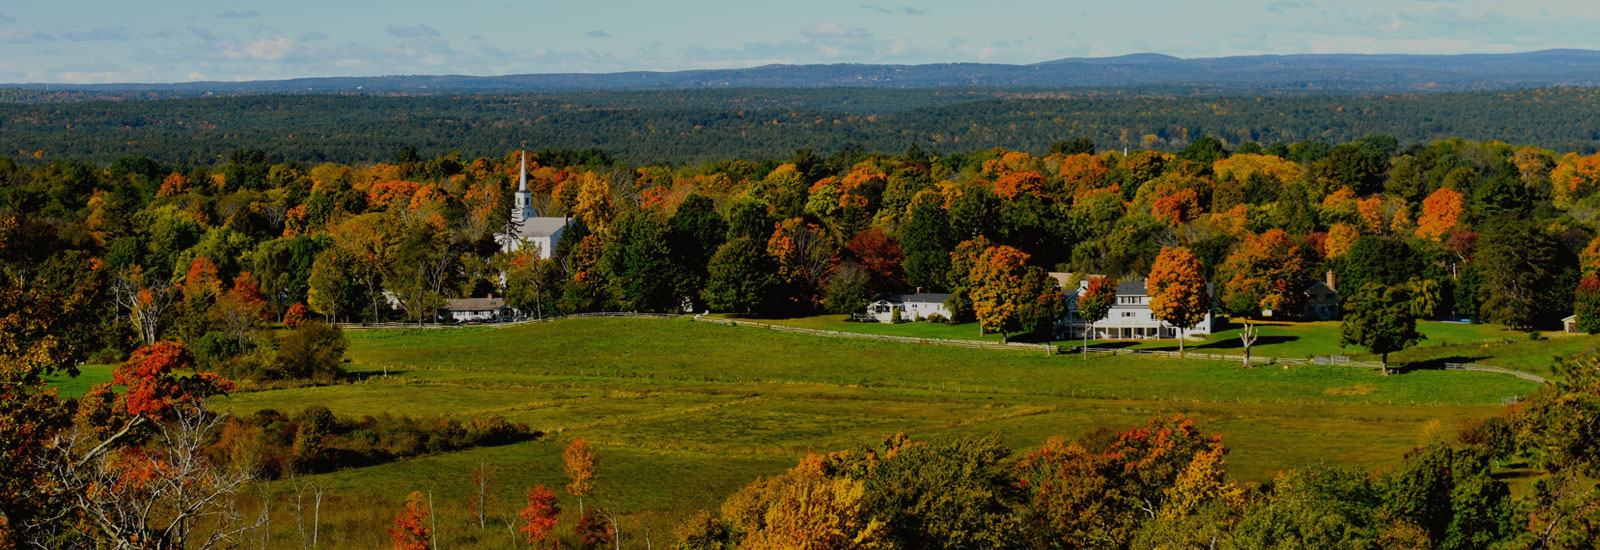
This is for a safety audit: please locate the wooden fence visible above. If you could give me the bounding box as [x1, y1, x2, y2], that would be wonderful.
[691, 316, 1059, 355]
[1080, 347, 1385, 368]
[1443, 362, 1550, 384]
[335, 312, 683, 331]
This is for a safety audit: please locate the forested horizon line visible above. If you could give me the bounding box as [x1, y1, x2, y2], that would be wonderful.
[3, 86, 1599, 167]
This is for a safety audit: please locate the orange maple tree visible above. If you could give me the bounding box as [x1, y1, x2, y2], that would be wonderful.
[1219, 229, 1307, 316]
[1147, 247, 1208, 354]
[967, 245, 1064, 342]
[1416, 187, 1465, 241]
[1152, 188, 1200, 226]
[993, 170, 1048, 200]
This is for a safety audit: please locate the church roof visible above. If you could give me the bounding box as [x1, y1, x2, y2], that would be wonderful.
[507, 217, 570, 239]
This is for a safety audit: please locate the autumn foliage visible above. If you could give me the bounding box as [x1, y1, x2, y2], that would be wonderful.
[564, 437, 598, 505]
[105, 341, 234, 419]
[518, 485, 561, 549]
[1148, 247, 1209, 349]
[389, 490, 432, 550]
[967, 245, 1064, 341]
[1416, 187, 1465, 241]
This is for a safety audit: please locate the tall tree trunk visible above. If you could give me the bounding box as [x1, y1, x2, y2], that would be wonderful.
[1082, 322, 1091, 359]
[1240, 322, 1257, 368]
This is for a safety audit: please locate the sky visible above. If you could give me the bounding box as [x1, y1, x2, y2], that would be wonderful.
[2, 0, 1598, 84]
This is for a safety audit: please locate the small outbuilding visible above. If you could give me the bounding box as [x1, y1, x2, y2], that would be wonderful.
[865, 292, 952, 323]
[1564, 314, 1580, 334]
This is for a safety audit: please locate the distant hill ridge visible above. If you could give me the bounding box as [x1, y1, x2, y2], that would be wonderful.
[7, 49, 1600, 94]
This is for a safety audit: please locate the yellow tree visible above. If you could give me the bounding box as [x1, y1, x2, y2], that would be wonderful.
[1324, 223, 1361, 259]
[563, 437, 598, 516]
[721, 455, 888, 550]
[571, 172, 616, 233]
[1415, 187, 1465, 241]
[1551, 152, 1600, 206]
[1148, 247, 1209, 355]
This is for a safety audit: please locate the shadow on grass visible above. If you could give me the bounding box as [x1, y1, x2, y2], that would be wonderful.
[1401, 354, 1494, 372]
[1192, 335, 1299, 351]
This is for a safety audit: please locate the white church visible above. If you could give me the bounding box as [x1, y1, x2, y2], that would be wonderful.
[497, 152, 571, 259]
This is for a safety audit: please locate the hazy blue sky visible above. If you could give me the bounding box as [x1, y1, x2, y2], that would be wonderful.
[2, 0, 1596, 83]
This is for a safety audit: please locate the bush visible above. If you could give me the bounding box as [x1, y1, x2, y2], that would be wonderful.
[925, 312, 948, 324]
[273, 321, 347, 382]
[211, 408, 538, 479]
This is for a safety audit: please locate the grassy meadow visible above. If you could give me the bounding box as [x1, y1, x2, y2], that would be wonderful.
[179, 316, 1553, 549]
[753, 314, 1599, 378]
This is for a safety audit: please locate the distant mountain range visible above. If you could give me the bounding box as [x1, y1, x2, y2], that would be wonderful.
[8, 49, 1600, 95]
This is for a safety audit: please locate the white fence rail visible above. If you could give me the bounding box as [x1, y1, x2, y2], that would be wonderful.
[692, 316, 1059, 355]
[1443, 362, 1549, 384]
[1080, 347, 1385, 368]
[335, 312, 683, 331]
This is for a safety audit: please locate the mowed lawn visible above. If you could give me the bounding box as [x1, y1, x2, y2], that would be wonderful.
[182, 316, 1550, 549]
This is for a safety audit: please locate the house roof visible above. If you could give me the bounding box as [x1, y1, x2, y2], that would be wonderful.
[1115, 278, 1215, 297]
[1116, 279, 1148, 295]
[507, 217, 570, 239]
[444, 297, 506, 312]
[871, 292, 952, 305]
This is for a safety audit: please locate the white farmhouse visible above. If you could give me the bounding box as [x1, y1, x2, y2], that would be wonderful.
[439, 296, 512, 322]
[1057, 277, 1215, 339]
[865, 292, 952, 323]
[497, 151, 571, 259]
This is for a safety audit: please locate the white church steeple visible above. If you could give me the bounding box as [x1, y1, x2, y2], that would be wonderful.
[512, 150, 534, 220]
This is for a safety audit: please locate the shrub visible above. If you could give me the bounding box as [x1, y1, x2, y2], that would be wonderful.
[925, 312, 948, 324]
[274, 321, 347, 382]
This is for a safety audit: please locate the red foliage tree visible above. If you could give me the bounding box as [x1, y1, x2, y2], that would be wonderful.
[518, 485, 561, 549]
[838, 227, 906, 294]
[109, 341, 234, 419]
[389, 490, 432, 550]
[283, 302, 310, 327]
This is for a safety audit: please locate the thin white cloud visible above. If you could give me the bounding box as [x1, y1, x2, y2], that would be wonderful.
[586, 30, 610, 38]
[386, 25, 441, 38]
[802, 22, 871, 39]
[216, 9, 260, 19]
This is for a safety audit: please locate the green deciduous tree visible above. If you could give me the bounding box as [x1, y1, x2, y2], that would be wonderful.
[1340, 282, 1423, 374]
[704, 237, 781, 315]
[603, 208, 676, 312]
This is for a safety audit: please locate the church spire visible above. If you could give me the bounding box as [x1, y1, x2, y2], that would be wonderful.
[518, 150, 528, 192]
[512, 150, 534, 221]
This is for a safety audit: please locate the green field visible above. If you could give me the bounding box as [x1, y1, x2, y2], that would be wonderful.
[182, 316, 1545, 549]
[754, 315, 1596, 378]
[43, 364, 112, 398]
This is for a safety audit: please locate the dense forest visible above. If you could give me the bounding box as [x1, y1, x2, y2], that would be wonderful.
[6, 130, 1600, 546]
[3, 87, 1600, 166]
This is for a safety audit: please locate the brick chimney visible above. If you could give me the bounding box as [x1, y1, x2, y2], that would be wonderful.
[1325, 269, 1336, 292]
